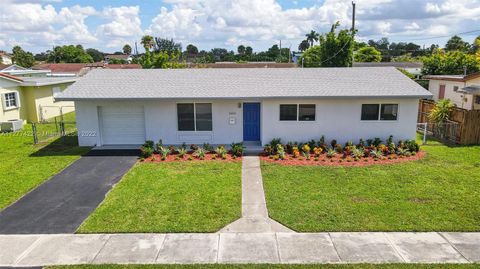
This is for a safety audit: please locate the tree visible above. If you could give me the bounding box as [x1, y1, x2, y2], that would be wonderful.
[139, 50, 185, 69]
[154, 38, 182, 54]
[34, 52, 48, 62]
[141, 35, 154, 51]
[186, 44, 198, 55]
[86, 48, 104, 62]
[429, 99, 454, 123]
[298, 40, 310, 52]
[245, 46, 253, 56]
[123, 44, 132, 55]
[305, 30, 320, 47]
[12, 46, 35, 68]
[422, 50, 479, 75]
[237, 45, 246, 55]
[445, 35, 470, 53]
[473, 36, 480, 61]
[354, 46, 381, 62]
[317, 22, 354, 67]
[46, 45, 93, 63]
[300, 45, 322, 67]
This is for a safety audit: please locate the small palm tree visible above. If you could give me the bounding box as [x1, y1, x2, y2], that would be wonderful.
[141, 35, 154, 51]
[305, 30, 320, 47]
[429, 99, 453, 123]
[298, 40, 310, 51]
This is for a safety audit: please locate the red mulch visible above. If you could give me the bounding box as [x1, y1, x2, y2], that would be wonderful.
[261, 151, 426, 167]
[142, 153, 242, 163]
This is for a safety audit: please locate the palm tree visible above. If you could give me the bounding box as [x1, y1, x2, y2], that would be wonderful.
[140, 35, 154, 51]
[298, 40, 310, 51]
[237, 45, 246, 55]
[305, 30, 319, 47]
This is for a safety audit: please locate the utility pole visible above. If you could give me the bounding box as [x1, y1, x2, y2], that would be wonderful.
[279, 40, 282, 61]
[351, 1, 356, 67]
[135, 42, 138, 56]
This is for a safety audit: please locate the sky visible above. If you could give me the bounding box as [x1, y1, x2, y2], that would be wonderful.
[1, 0, 480, 54]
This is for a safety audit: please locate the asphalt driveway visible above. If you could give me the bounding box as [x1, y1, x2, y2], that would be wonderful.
[0, 150, 138, 234]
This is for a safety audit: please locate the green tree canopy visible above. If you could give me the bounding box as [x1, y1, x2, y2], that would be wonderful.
[421, 50, 479, 75]
[298, 40, 310, 52]
[123, 44, 132, 55]
[46, 45, 93, 63]
[245, 46, 253, 56]
[141, 35, 154, 51]
[12, 46, 35, 68]
[354, 46, 381, 62]
[86, 48, 104, 62]
[445, 35, 471, 53]
[186, 44, 198, 55]
[154, 38, 182, 54]
[237, 45, 246, 55]
[300, 45, 322, 67]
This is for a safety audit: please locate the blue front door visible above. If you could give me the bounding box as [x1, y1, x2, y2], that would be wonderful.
[243, 103, 261, 141]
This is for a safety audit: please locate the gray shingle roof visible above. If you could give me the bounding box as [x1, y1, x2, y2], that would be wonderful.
[56, 67, 432, 100]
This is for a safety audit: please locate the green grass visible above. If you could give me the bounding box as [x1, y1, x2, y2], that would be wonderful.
[262, 139, 480, 232]
[78, 161, 242, 233]
[0, 131, 90, 209]
[48, 264, 480, 269]
[34, 112, 77, 142]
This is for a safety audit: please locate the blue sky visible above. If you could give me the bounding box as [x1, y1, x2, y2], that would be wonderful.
[1, 0, 479, 53]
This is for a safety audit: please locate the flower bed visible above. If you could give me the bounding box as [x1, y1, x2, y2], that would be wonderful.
[139, 141, 244, 162]
[262, 136, 424, 166]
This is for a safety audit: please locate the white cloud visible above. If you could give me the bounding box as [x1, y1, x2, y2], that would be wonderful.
[96, 6, 143, 49]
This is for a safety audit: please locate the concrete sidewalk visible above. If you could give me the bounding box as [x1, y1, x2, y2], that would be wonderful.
[1, 232, 479, 266]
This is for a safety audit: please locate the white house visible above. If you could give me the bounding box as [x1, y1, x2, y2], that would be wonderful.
[56, 67, 432, 147]
[425, 72, 480, 110]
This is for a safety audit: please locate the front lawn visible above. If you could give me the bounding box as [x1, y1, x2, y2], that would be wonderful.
[0, 133, 89, 209]
[78, 161, 242, 233]
[262, 139, 480, 232]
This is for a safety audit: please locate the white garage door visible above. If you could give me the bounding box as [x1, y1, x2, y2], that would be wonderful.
[99, 106, 146, 145]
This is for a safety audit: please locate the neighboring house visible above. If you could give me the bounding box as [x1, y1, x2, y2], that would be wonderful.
[1, 65, 51, 77]
[353, 62, 423, 76]
[424, 72, 480, 110]
[104, 54, 132, 64]
[0, 73, 76, 127]
[292, 52, 303, 64]
[56, 68, 432, 147]
[187, 62, 297, 68]
[32, 63, 142, 77]
[0, 52, 13, 65]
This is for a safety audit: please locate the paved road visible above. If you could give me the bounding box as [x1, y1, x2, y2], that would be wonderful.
[0, 150, 138, 234]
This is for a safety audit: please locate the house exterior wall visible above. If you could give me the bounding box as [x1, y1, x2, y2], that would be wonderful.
[428, 78, 480, 110]
[261, 98, 419, 145]
[75, 97, 420, 147]
[0, 80, 27, 123]
[22, 83, 75, 122]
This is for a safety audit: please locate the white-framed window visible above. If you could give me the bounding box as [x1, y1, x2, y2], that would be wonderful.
[2, 92, 20, 110]
[177, 103, 212, 131]
[52, 87, 61, 98]
[279, 104, 316, 121]
[475, 96, 480, 105]
[361, 104, 398, 121]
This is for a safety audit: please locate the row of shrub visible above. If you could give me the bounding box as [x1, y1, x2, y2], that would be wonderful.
[263, 135, 420, 161]
[140, 140, 245, 160]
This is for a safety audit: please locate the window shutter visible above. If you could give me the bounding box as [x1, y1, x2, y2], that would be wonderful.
[15, 91, 21, 108]
[1, 93, 7, 111]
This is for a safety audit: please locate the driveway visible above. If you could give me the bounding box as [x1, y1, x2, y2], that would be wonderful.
[0, 150, 138, 234]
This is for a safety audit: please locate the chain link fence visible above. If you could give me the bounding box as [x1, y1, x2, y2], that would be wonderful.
[417, 121, 459, 145]
[32, 110, 77, 144]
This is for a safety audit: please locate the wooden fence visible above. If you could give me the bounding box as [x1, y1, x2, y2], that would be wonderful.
[418, 100, 480, 145]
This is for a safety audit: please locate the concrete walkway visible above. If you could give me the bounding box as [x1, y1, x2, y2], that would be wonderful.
[0, 150, 138, 234]
[1, 232, 479, 265]
[220, 156, 292, 233]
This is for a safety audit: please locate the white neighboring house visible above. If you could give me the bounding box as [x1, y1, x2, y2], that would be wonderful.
[425, 72, 480, 110]
[56, 68, 432, 147]
[0, 52, 13, 65]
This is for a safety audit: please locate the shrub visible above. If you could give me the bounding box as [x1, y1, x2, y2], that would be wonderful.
[405, 140, 420, 152]
[140, 146, 154, 158]
[327, 148, 336, 158]
[190, 144, 198, 151]
[352, 147, 363, 159]
[334, 144, 343, 153]
[301, 144, 311, 158]
[203, 143, 214, 152]
[396, 148, 410, 156]
[307, 140, 316, 151]
[230, 142, 245, 157]
[143, 140, 155, 149]
[188, 156, 193, 161]
[273, 155, 279, 161]
[314, 157, 319, 161]
[318, 135, 326, 147]
[292, 146, 300, 158]
[373, 138, 382, 147]
[180, 142, 187, 150]
[263, 145, 274, 155]
[158, 146, 170, 158]
[330, 139, 337, 148]
[194, 148, 206, 159]
[215, 146, 228, 159]
[313, 147, 322, 156]
[168, 145, 176, 154]
[369, 150, 383, 159]
[269, 138, 282, 152]
[177, 148, 187, 158]
[357, 139, 365, 148]
[277, 144, 286, 160]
